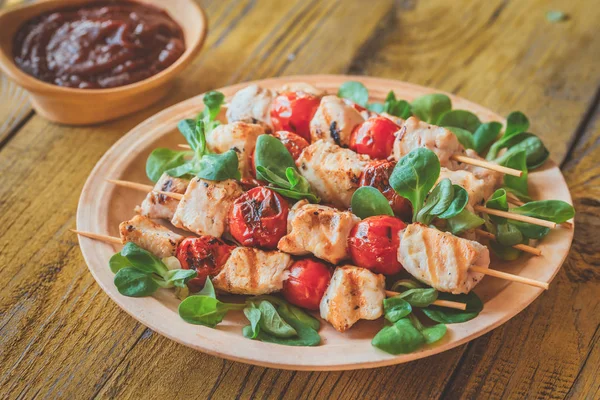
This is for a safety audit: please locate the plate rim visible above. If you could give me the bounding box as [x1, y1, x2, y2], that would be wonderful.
[77, 74, 574, 371]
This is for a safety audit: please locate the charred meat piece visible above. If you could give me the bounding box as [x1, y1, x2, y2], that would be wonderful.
[278, 202, 359, 264]
[206, 121, 266, 178]
[171, 178, 243, 237]
[135, 173, 189, 220]
[211, 247, 293, 295]
[392, 117, 463, 169]
[319, 265, 385, 332]
[296, 140, 369, 208]
[119, 215, 183, 258]
[226, 84, 275, 128]
[398, 223, 490, 294]
[310, 95, 364, 146]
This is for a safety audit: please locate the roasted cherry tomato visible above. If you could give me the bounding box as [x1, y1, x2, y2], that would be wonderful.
[348, 215, 407, 275]
[360, 160, 412, 221]
[239, 177, 265, 191]
[282, 258, 333, 310]
[272, 130, 310, 160]
[270, 91, 321, 142]
[349, 116, 400, 159]
[228, 187, 289, 249]
[176, 236, 235, 292]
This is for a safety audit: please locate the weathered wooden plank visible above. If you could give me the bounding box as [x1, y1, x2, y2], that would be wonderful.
[93, 335, 465, 399]
[349, 0, 600, 164]
[0, 73, 32, 146]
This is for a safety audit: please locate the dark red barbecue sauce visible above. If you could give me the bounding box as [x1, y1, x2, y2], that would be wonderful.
[12, 1, 185, 89]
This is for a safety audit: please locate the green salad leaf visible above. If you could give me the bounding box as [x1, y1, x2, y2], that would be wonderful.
[351, 187, 394, 219]
[254, 135, 319, 202]
[422, 292, 483, 324]
[338, 81, 369, 106]
[109, 243, 197, 297]
[411, 93, 452, 124]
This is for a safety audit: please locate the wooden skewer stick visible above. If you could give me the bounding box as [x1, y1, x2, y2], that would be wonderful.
[70, 229, 122, 245]
[470, 266, 549, 290]
[450, 154, 522, 177]
[107, 179, 153, 192]
[107, 179, 184, 200]
[474, 205, 556, 228]
[385, 290, 467, 310]
[179, 144, 191, 149]
[474, 229, 541, 256]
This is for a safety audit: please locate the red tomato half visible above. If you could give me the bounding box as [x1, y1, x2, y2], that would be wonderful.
[176, 236, 235, 292]
[348, 215, 407, 275]
[228, 187, 289, 249]
[360, 160, 412, 221]
[282, 258, 333, 310]
[349, 116, 400, 159]
[270, 91, 321, 142]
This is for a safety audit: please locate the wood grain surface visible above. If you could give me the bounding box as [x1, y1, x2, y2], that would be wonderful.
[0, 0, 598, 399]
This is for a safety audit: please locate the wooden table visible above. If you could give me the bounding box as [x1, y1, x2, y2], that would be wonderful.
[1, 0, 598, 398]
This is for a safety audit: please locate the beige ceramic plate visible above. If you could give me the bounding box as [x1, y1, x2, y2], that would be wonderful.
[77, 75, 574, 371]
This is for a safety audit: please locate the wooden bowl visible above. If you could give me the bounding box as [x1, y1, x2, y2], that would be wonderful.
[0, 0, 207, 125]
[76, 75, 574, 370]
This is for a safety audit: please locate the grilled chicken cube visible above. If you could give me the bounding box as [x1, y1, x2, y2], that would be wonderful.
[398, 223, 490, 294]
[226, 85, 275, 128]
[119, 215, 183, 258]
[211, 247, 293, 295]
[296, 140, 369, 208]
[171, 178, 243, 237]
[381, 112, 405, 126]
[206, 121, 266, 178]
[393, 117, 463, 169]
[438, 167, 496, 210]
[278, 202, 360, 264]
[462, 149, 503, 188]
[320, 266, 385, 332]
[279, 82, 324, 97]
[135, 173, 189, 220]
[309, 95, 364, 146]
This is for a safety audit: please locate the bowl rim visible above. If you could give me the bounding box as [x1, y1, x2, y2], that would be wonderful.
[0, 0, 207, 95]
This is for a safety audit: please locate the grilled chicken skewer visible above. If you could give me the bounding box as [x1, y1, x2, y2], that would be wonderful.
[70, 227, 468, 311]
[75, 215, 291, 295]
[227, 85, 521, 176]
[107, 178, 543, 255]
[282, 202, 548, 291]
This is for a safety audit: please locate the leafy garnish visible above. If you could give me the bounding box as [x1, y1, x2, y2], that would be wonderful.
[389, 148, 440, 221]
[438, 110, 482, 133]
[390, 149, 468, 225]
[337, 81, 369, 106]
[350, 187, 394, 219]
[109, 243, 197, 297]
[145, 91, 238, 182]
[254, 135, 319, 202]
[422, 292, 483, 324]
[410, 93, 452, 124]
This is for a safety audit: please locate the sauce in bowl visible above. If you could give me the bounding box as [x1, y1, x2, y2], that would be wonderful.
[12, 1, 185, 89]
